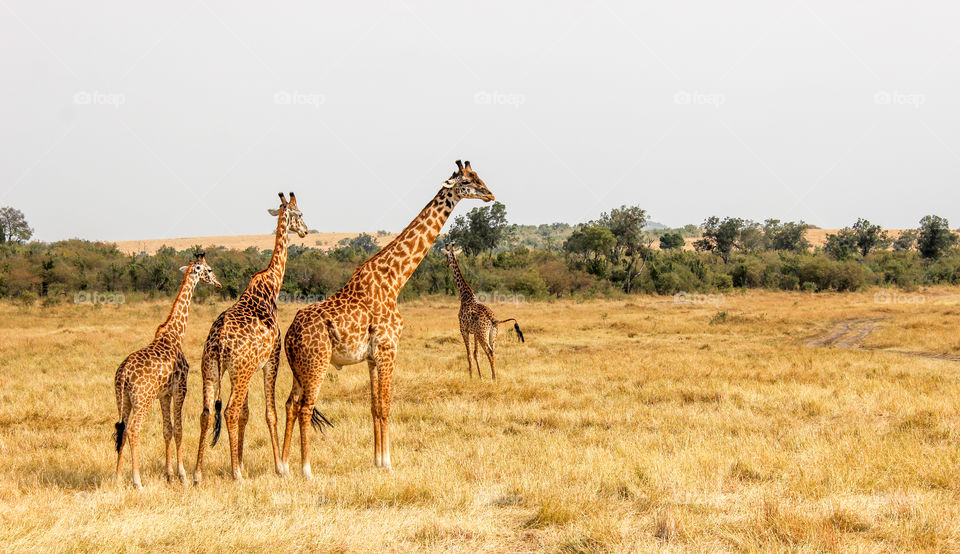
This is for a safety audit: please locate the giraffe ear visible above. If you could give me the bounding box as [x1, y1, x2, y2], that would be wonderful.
[267, 208, 281, 216]
[179, 265, 189, 273]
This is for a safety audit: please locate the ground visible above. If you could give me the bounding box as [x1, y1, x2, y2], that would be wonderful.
[1, 289, 958, 552]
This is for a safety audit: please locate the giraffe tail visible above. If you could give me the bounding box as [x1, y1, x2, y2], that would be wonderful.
[211, 400, 223, 447]
[113, 421, 125, 453]
[498, 319, 525, 343]
[311, 408, 334, 432]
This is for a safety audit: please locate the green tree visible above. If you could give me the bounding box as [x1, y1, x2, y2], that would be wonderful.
[762, 219, 811, 252]
[0, 207, 33, 244]
[693, 217, 748, 261]
[447, 201, 510, 256]
[917, 215, 958, 259]
[596, 205, 649, 292]
[851, 218, 891, 256]
[563, 225, 616, 277]
[893, 229, 918, 252]
[823, 228, 858, 260]
[660, 233, 685, 250]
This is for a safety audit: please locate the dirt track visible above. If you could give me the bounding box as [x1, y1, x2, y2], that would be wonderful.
[806, 318, 960, 362]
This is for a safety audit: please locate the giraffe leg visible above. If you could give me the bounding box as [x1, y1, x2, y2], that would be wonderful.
[280, 379, 302, 476]
[472, 335, 483, 379]
[115, 391, 131, 482]
[461, 327, 473, 377]
[376, 350, 397, 471]
[127, 400, 150, 490]
[224, 374, 250, 481]
[485, 325, 498, 381]
[367, 359, 382, 467]
[193, 349, 218, 485]
[236, 398, 250, 473]
[263, 337, 284, 476]
[159, 388, 175, 482]
[172, 371, 188, 484]
[297, 383, 322, 479]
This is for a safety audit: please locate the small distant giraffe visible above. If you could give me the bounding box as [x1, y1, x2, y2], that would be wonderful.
[193, 192, 309, 483]
[443, 243, 524, 380]
[281, 160, 495, 477]
[113, 253, 221, 489]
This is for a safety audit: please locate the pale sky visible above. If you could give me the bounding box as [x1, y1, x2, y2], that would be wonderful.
[1, 0, 957, 242]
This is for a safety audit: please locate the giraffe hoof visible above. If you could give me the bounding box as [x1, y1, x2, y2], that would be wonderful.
[193, 472, 202, 486]
[302, 464, 313, 480]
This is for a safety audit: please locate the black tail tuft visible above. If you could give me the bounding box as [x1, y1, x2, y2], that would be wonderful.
[311, 408, 334, 432]
[114, 421, 125, 453]
[514, 322, 525, 343]
[211, 400, 223, 447]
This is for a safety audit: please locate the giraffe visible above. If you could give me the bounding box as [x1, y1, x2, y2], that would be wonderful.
[443, 243, 524, 380]
[280, 160, 495, 477]
[192, 192, 308, 483]
[113, 253, 221, 489]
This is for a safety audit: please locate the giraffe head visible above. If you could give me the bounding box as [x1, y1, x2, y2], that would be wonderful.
[443, 160, 495, 202]
[442, 242, 461, 268]
[268, 192, 309, 238]
[179, 253, 221, 288]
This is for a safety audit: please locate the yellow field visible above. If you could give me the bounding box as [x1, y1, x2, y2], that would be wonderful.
[1, 290, 959, 551]
[111, 231, 398, 255]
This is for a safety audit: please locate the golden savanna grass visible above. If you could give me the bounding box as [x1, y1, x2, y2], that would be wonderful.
[1, 289, 959, 551]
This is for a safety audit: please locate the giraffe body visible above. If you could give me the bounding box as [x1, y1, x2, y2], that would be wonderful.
[193, 193, 308, 483]
[113, 254, 220, 489]
[444, 244, 524, 380]
[281, 161, 495, 476]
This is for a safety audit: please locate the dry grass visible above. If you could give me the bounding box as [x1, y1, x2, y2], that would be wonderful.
[1, 289, 960, 551]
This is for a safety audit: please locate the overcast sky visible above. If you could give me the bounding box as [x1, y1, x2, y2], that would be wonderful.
[1, 1, 957, 242]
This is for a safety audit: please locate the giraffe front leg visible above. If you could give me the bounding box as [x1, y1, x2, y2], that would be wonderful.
[159, 388, 175, 482]
[367, 359, 382, 468]
[263, 338, 284, 476]
[236, 398, 250, 474]
[376, 353, 397, 471]
[172, 373, 188, 484]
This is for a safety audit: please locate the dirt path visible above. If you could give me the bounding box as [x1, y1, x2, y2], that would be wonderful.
[805, 318, 960, 362]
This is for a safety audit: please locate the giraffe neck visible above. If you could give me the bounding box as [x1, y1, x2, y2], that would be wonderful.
[364, 186, 459, 297]
[155, 270, 200, 341]
[263, 207, 290, 295]
[450, 254, 475, 303]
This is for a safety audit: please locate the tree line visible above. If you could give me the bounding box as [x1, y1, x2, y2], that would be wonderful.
[0, 204, 958, 306]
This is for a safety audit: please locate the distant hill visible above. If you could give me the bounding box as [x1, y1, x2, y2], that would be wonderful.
[111, 228, 917, 255]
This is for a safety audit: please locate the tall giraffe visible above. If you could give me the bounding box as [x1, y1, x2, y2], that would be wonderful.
[113, 253, 221, 489]
[281, 160, 495, 477]
[192, 192, 308, 483]
[443, 243, 524, 380]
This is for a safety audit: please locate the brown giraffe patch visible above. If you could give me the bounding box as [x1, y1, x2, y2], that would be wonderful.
[193, 193, 308, 483]
[280, 161, 495, 477]
[113, 253, 220, 489]
[443, 243, 524, 380]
